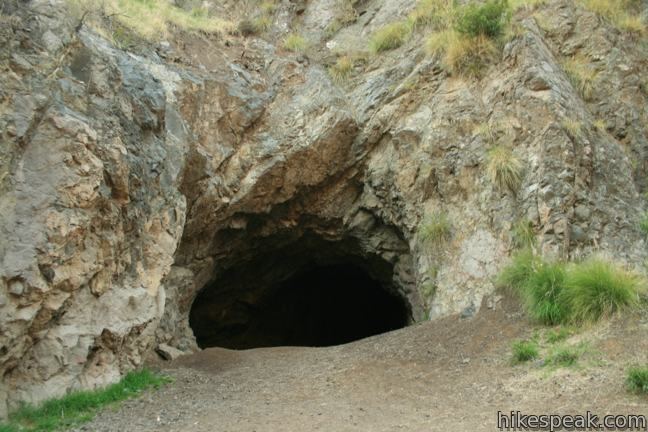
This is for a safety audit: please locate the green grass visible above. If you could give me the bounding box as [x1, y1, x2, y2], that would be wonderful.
[497, 248, 538, 292]
[498, 252, 647, 326]
[546, 344, 583, 367]
[626, 366, 648, 394]
[511, 339, 540, 363]
[487, 145, 523, 191]
[545, 327, 572, 344]
[524, 260, 568, 325]
[369, 21, 412, 53]
[418, 212, 452, 245]
[562, 258, 645, 323]
[0, 369, 171, 432]
[455, 0, 511, 38]
[422, 0, 510, 77]
[640, 212, 648, 236]
[283, 33, 307, 52]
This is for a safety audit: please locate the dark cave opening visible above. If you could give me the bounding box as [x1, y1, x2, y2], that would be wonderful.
[189, 263, 409, 349]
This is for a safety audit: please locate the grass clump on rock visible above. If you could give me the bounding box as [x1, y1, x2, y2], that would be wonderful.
[425, 0, 510, 77]
[0, 369, 170, 432]
[562, 54, 599, 101]
[418, 212, 452, 245]
[369, 21, 412, 53]
[328, 56, 354, 83]
[486, 145, 523, 192]
[283, 33, 307, 52]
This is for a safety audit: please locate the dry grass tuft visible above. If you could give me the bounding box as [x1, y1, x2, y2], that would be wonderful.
[578, 0, 646, 34]
[66, 0, 234, 40]
[562, 54, 599, 101]
[427, 29, 498, 77]
[328, 56, 354, 83]
[283, 33, 307, 52]
[369, 21, 412, 53]
[487, 145, 523, 191]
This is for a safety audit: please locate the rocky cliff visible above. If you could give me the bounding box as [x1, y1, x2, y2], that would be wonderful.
[0, 0, 646, 417]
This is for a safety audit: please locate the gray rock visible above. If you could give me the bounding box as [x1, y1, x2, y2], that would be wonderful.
[155, 344, 187, 361]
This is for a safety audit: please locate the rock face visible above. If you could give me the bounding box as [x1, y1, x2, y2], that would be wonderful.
[0, 0, 646, 417]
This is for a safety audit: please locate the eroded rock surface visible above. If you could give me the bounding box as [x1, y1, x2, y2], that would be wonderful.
[0, 0, 646, 417]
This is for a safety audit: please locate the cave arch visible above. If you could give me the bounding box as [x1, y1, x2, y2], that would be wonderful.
[188, 234, 412, 349]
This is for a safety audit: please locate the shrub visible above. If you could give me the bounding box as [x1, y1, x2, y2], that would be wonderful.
[329, 56, 354, 83]
[455, 0, 511, 38]
[562, 258, 645, 323]
[626, 366, 648, 394]
[418, 212, 452, 245]
[369, 21, 412, 53]
[283, 33, 307, 52]
[487, 145, 523, 191]
[0, 369, 170, 431]
[640, 212, 648, 236]
[511, 339, 539, 363]
[524, 261, 569, 325]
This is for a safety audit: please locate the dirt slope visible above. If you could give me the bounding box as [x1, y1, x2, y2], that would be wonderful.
[73, 299, 648, 432]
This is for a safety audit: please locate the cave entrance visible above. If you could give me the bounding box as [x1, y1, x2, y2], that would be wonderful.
[188, 238, 410, 349]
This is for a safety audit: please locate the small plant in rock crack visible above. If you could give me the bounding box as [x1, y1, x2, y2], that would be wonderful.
[328, 56, 354, 83]
[486, 145, 523, 192]
[418, 212, 452, 245]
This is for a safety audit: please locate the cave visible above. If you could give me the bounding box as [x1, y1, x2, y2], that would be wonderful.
[188, 235, 411, 350]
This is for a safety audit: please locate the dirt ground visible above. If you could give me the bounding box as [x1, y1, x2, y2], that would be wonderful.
[73, 298, 648, 432]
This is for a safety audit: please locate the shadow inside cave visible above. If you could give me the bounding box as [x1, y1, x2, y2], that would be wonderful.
[189, 263, 409, 349]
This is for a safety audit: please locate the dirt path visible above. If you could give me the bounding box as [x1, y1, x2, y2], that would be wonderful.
[74, 300, 648, 431]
